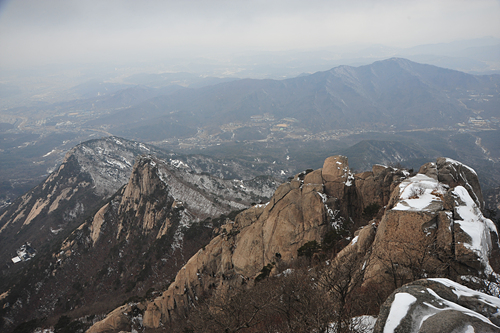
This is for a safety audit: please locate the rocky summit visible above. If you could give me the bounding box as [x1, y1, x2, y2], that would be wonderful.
[83, 155, 499, 333]
[0, 149, 498, 333]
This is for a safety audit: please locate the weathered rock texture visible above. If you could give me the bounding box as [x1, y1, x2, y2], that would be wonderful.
[1, 150, 279, 332]
[0, 137, 153, 270]
[373, 278, 500, 333]
[365, 159, 499, 291]
[120, 156, 408, 329]
[87, 156, 499, 332]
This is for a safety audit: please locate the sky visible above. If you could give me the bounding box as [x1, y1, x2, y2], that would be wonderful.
[0, 0, 499, 69]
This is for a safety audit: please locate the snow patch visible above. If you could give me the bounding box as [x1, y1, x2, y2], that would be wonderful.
[452, 186, 497, 268]
[445, 157, 477, 176]
[384, 293, 417, 333]
[139, 143, 150, 151]
[429, 278, 500, 309]
[170, 159, 189, 169]
[106, 159, 127, 169]
[393, 174, 446, 211]
[422, 287, 499, 329]
[43, 149, 57, 157]
[345, 171, 354, 186]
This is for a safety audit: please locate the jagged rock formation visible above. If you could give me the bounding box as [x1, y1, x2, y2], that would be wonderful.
[0, 152, 278, 332]
[365, 157, 499, 291]
[374, 278, 500, 333]
[103, 155, 408, 329]
[0, 135, 281, 272]
[87, 155, 499, 332]
[0, 137, 155, 271]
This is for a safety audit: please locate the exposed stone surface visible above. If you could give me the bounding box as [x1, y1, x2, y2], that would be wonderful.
[123, 155, 408, 330]
[366, 158, 498, 290]
[437, 157, 484, 210]
[88, 156, 499, 332]
[374, 279, 500, 333]
[86, 305, 132, 333]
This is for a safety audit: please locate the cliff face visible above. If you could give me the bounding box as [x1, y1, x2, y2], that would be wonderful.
[0, 152, 279, 331]
[365, 157, 498, 291]
[3, 149, 496, 332]
[136, 156, 409, 328]
[86, 155, 498, 332]
[0, 137, 154, 272]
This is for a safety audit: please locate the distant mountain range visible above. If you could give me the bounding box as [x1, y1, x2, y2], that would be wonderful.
[78, 58, 499, 144]
[1, 58, 499, 214]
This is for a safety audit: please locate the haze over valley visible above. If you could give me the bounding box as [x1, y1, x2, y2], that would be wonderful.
[1, 1, 500, 332]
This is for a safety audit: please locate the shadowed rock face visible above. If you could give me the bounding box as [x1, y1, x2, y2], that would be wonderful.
[0, 137, 151, 271]
[373, 279, 500, 333]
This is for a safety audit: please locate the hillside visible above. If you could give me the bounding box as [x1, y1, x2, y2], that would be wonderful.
[80, 155, 499, 333]
[0, 147, 279, 331]
[1, 150, 498, 332]
[92, 58, 500, 141]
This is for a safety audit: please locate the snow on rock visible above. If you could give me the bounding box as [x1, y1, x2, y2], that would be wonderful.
[429, 278, 500, 309]
[170, 159, 190, 169]
[374, 279, 500, 333]
[393, 174, 446, 212]
[452, 186, 498, 270]
[445, 158, 477, 177]
[383, 293, 417, 333]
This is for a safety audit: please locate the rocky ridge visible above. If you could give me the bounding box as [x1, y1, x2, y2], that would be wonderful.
[374, 278, 500, 333]
[0, 151, 279, 332]
[87, 155, 499, 332]
[0, 137, 157, 271]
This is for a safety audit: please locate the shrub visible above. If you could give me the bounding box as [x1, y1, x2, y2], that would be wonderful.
[362, 203, 381, 220]
[297, 240, 321, 258]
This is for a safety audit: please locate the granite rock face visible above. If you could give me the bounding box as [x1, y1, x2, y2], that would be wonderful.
[365, 158, 498, 290]
[373, 278, 500, 333]
[138, 156, 407, 329]
[88, 156, 499, 332]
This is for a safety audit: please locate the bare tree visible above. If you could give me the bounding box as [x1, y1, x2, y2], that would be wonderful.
[187, 281, 277, 333]
[319, 250, 370, 333]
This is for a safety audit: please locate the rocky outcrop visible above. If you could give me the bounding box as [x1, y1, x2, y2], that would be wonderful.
[0, 147, 281, 332]
[365, 158, 498, 291]
[374, 278, 500, 333]
[88, 156, 499, 333]
[0, 137, 154, 269]
[89, 155, 406, 331]
[141, 179, 329, 327]
[58, 153, 280, 257]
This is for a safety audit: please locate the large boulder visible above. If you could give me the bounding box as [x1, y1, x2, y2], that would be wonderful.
[366, 159, 499, 288]
[436, 157, 484, 210]
[374, 278, 500, 333]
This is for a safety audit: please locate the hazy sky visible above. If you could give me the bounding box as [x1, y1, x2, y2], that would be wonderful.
[1, 0, 499, 69]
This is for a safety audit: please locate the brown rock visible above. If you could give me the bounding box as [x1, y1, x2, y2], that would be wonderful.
[303, 169, 323, 184]
[86, 304, 132, 333]
[418, 162, 438, 180]
[322, 155, 349, 183]
[142, 177, 328, 328]
[355, 224, 376, 254]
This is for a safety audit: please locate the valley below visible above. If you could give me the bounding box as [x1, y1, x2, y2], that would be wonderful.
[1, 57, 500, 333]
